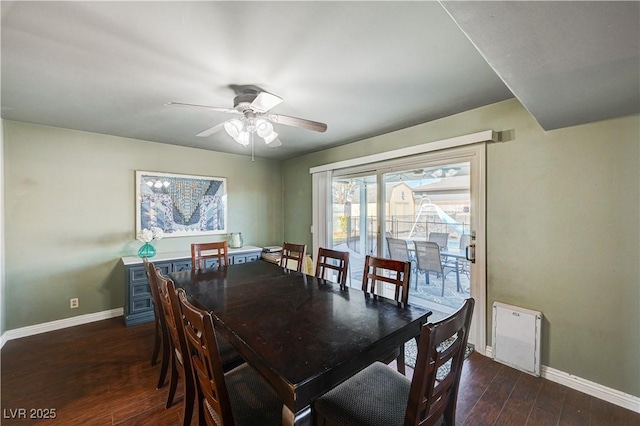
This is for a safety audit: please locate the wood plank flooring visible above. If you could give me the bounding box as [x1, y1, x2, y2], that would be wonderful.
[1, 318, 638, 425]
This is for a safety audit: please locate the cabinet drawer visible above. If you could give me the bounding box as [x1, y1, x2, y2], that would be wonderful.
[173, 260, 192, 272]
[130, 296, 153, 314]
[231, 253, 260, 264]
[129, 266, 147, 283]
[131, 282, 151, 297]
[129, 262, 171, 282]
[204, 258, 221, 268]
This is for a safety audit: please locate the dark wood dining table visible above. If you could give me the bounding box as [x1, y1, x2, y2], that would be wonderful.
[170, 260, 431, 426]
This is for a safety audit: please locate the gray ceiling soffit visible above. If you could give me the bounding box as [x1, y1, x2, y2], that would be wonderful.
[441, 1, 640, 130]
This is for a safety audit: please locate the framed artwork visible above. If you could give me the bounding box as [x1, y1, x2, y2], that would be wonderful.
[136, 171, 227, 238]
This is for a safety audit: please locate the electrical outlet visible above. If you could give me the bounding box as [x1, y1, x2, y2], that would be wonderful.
[70, 298, 79, 309]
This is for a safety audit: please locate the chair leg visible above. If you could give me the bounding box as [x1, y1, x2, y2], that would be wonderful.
[156, 331, 170, 389]
[441, 275, 446, 297]
[166, 356, 179, 409]
[182, 376, 195, 426]
[396, 343, 406, 376]
[151, 322, 161, 366]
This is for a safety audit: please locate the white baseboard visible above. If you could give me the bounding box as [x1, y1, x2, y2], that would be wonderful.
[0, 308, 124, 348]
[485, 346, 640, 414]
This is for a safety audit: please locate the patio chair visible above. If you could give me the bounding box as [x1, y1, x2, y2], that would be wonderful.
[428, 232, 449, 250]
[414, 241, 456, 296]
[386, 237, 417, 287]
[442, 234, 472, 291]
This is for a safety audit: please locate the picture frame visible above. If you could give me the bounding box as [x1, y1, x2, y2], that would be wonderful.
[136, 171, 227, 238]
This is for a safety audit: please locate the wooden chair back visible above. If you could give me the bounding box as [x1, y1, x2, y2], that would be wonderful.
[280, 242, 306, 272]
[314, 247, 349, 286]
[154, 268, 195, 424]
[406, 298, 475, 426]
[178, 288, 234, 426]
[361, 255, 411, 305]
[191, 241, 230, 270]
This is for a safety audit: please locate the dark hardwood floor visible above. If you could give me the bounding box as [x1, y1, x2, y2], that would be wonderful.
[1, 318, 638, 425]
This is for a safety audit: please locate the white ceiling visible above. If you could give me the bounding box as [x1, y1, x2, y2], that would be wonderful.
[1, 1, 638, 160]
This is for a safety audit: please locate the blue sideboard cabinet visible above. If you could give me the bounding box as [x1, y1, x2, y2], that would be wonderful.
[121, 245, 262, 326]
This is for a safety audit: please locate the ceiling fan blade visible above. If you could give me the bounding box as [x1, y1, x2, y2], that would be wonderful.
[251, 92, 283, 113]
[269, 114, 327, 132]
[166, 101, 240, 114]
[196, 122, 226, 137]
[266, 137, 283, 148]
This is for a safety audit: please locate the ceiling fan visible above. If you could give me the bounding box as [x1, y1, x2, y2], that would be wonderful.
[167, 89, 327, 149]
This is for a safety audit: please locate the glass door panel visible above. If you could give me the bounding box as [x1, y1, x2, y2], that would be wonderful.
[331, 174, 377, 287]
[382, 161, 471, 314]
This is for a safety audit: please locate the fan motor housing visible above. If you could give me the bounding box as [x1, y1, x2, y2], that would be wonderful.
[233, 90, 259, 112]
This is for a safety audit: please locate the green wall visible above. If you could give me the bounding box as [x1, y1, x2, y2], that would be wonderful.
[3, 120, 283, 331]
[282, 99, 640, 397]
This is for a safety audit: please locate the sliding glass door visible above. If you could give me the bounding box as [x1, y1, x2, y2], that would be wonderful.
[382, 161, 472, 315]
[324, 145, 486, 350]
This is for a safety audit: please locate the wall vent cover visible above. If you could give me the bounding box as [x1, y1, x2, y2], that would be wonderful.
[492, 301, 542, 376]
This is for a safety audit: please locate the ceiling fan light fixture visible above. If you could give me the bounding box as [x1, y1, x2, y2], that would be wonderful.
[263, 131, 279, 145]
[224, 118, 243, 139]
[234, 130, 251, 147]
[255, 119, 272, 136]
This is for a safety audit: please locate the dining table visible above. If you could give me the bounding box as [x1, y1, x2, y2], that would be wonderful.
[170, 259, 432, 426]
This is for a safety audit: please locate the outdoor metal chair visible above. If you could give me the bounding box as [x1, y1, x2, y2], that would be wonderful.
[414, 241, 456, 296]
[386, 237, 417, 286]
[428, 232, 449, 250]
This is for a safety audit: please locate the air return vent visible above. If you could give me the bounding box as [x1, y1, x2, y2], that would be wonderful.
[492, 302, 542, 376]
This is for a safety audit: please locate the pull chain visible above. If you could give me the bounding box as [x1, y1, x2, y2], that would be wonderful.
[251, 132, 255, 162]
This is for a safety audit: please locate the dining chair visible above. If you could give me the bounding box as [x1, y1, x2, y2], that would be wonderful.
[191, 241, 230, 270]
[177, 289, 282, 426]
[143, 259, 170, 390]
[280, 242, 307, 272]
[414, 240, 455, 296]
[361, 255, 411, 374]
[153, 267, 196, 426]
[314, 298, 475, 426]
[428, 232, 449, 250]
[314, 247, 349, 286]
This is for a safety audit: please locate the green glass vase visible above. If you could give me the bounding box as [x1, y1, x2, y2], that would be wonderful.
[137, 242, 156, 258]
